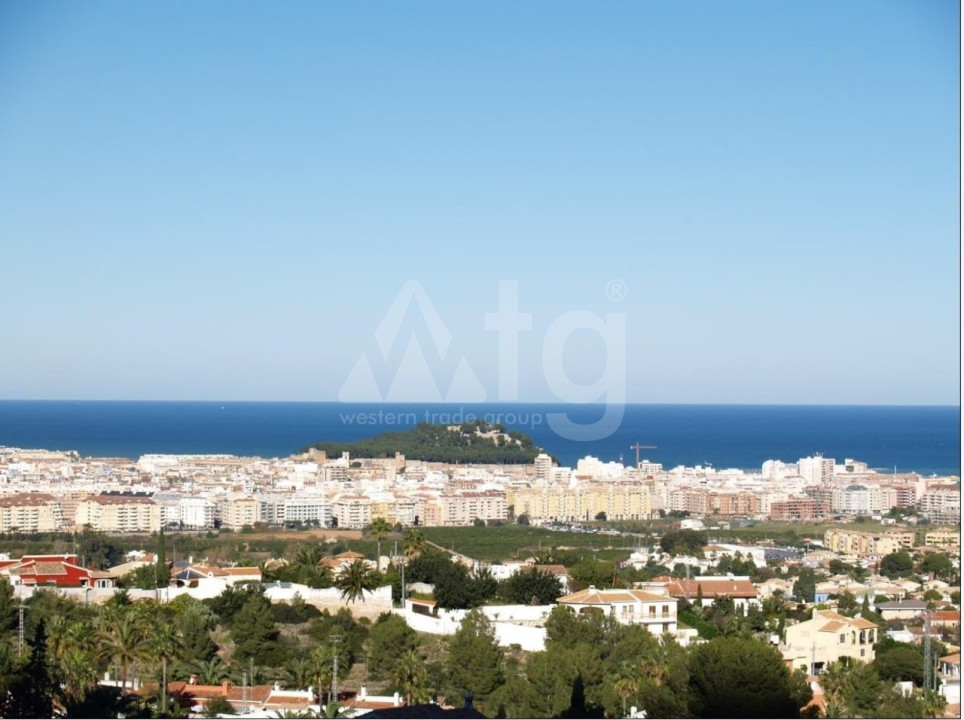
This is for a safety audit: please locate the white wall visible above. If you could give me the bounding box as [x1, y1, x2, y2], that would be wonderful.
[395, 604, 551, 652]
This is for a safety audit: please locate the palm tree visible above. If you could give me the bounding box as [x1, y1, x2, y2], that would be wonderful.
[309, 647, 334, 706]
[369, 517, 393, 567]
[191, 657, 230, 686]
[97, 610, 151, 693]
[394, 649, 430, 706]
[403, 529, 426, 559]
[58, 646, 100, 704]
[284, 657, 316, 691]
[295, 545, 325, 569]
[611, 662, 639, 718]
[638, 644, 669, 689]
[336, 560, 378, 604]
[822, 699, 847, 718]
[310, 563, 336, 589]
[150, 622, 182, 715]
[818, 660, 852, 715]
[229, 662, 268, 686]
[45, 614, 72, 663]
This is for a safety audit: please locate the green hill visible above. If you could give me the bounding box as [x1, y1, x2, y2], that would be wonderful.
[302, 420, 552, 464]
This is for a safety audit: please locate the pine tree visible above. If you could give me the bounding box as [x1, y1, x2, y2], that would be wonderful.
[447, 610, 504, 703]
[231, 590, 282, 666]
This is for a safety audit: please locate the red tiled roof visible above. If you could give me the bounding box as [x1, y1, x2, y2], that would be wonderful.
[559, 587, 673, 605]
[665, 578, 757, 598]
[0, 493, 57, 506]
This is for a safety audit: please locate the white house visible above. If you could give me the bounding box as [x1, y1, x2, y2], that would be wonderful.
[557, 585, 678, 635]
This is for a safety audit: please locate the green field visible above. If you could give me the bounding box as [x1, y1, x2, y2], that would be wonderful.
[421, 525, 635, 563]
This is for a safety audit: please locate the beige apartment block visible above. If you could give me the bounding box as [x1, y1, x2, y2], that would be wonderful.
[222, 496, 259, 530]
[75, 495, 160, 533]
[438, 491, 506, 526]
[420, 500, 443, 527]
[824, 529, 913, 556]
[708, 492, 761, 516]
[925, 529, 961, 550]
[510, 483, 650, 522]
[369, 501, 397, 525]
[0, 493, 64, 533]
[667, 490, 708, 516]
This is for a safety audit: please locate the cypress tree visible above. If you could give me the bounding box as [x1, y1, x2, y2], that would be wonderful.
[8, 620, 55, 718]
[156, 529, 171, 587]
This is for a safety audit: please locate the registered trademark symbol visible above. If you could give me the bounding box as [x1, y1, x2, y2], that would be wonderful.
[606, 279, 627, 302]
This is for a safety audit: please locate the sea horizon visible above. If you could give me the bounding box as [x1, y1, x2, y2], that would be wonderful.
[0, 400, 959, 477]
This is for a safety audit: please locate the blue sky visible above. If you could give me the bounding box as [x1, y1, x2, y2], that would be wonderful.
[0, 1, 959, 404]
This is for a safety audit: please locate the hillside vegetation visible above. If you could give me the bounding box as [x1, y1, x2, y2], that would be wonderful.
[303, 420, 550, 464]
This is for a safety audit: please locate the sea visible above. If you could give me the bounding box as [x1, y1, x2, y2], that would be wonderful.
[0, 401, 958, 477]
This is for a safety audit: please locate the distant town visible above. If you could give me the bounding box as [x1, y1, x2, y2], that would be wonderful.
[0, 441, 959, 718]
[0, 441, 959, 535]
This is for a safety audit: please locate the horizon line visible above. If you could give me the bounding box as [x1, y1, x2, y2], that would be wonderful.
[0, 398, 959, 409]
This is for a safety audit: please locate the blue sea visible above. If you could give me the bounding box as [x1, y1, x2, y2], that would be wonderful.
[0, 401, 959, 476]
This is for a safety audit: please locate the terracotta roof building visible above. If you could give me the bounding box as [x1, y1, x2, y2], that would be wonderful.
[781, 609, 878, 674]
[557, 585, 678, 636]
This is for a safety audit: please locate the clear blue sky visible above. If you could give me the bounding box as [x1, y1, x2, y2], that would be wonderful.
[1, 1, 959, 404]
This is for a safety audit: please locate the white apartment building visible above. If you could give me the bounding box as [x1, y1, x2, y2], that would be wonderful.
[637, 461, 663, 478]
[798, 456, 835, 485]
[832, 484, 889, 515]
[257, 494, 287, 525]
[179, 497, 216, 529]
[332, 496, 372, 528]
[283, 495, 332, 527]
[920, 486, 961, 524]
[152, 492, 183, 528]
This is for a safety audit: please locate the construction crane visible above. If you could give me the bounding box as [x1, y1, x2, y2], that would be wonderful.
[631, 443, 657, 470]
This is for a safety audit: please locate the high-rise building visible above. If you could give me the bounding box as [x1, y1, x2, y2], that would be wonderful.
[534, 454, 553, 485]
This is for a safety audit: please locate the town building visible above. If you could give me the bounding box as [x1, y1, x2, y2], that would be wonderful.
[781, 609, 878, 673]
[823, 529, 913, 556]
[769, 497, 830, 522]
[657, 576, 759, 611]
[0, 493, 64, 533]
[75, 494, 160, 533]
[557, 585, 678, 635]
[925, 529, 961, 550]
[0, 554, 115, 588]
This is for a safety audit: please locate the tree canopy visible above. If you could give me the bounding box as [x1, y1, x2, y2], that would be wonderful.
[304, 421, 545, 464]
[687, 637, 812, 718]
[879, 550, 914, 579]
[659, 530, 707, 557]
